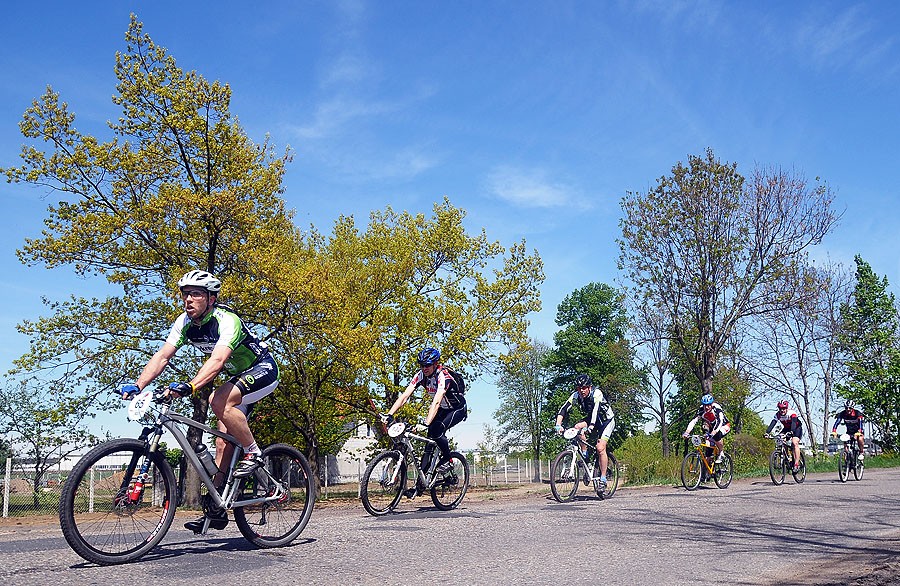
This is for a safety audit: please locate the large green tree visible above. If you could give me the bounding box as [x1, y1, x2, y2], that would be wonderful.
[837, 256, 900, 450]
[543, 282, 645, 447]
[2, 16, 296, 504]
[618, 149, 837, 403]
[252, 200, 545, 487]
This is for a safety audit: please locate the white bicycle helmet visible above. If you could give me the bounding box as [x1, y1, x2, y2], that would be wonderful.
[177, 270, 221, 293]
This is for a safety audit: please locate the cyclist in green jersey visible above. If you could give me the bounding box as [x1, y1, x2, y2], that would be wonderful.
[120, 270, 279, 532]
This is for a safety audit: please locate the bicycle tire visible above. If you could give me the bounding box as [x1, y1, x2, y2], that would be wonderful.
[792, 452, 807, 484]
[360, 450, 404, 516]
[595, 452, 619, 499]
[769, 449, 786, 485]
[431, 451, 469, 510]
[550, 450, 580, 502]
[714, 453, 733, 489]
[853, 451, 865, 481]
[680, 452, 703, 491]
[838, 449, 850, 482]
[233, 443, 315, 547]
[59, 438, 176, 565]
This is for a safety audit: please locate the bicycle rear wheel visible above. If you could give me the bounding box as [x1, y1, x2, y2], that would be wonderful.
[769, 449, 786, 485]
[233, 443, 314, 547]
[681, 452, 703, 491]
[714, 453, 733, 489]
[838, 450, 850, 482]
[431, 451, 469, 510]
[593, 453, 619, 499]
[792, 452, 807, 484]
[550, 450, 580, 502]
[59, 438, 176, 565]
[360, 451, 404, 516]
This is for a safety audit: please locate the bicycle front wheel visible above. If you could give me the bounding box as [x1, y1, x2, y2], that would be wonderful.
[681, 452, 703, 491]
[431, 451, 470, 510]
[595, 453, 619, 499]
[714, 453, 733, 489]
[854, 452, 865, 481]
[360, 451, 404, 516]
[792, 452, 807, 484]
[769, 449, 786, 485]
[59, 438, 176, 565]
[233, 444, 314, 547]
[550, 450, 580, 502]
[838, 450, 850, 482]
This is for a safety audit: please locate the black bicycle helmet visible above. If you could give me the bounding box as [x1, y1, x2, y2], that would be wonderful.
[574, 374, 592, 388]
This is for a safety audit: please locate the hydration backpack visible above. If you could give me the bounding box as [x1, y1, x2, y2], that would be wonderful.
[444, 367, 466, 395]
[436, 366, 466, 409]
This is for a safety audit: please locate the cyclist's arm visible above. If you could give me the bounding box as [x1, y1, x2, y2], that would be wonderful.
[136, 342, 178, 390]
[588, 390, 603, 427]
[190, 345, 233, 391]
[556, 396, 574, 427]
[684, 415, 699, 435]
[765, 418, 779, 435]
[387, 372, 422, 416]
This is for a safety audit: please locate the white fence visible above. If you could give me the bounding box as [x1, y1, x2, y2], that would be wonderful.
[317, 452, 551, 498]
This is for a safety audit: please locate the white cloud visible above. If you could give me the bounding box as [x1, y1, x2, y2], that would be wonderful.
[485, 166, 589, 210]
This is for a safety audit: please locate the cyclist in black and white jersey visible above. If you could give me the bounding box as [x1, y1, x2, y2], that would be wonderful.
[384, 347, 467, 497]
[554, 374, 616, 489]
[120, 270, 279, 532]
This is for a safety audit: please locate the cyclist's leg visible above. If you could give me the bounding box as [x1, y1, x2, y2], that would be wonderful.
[594, 420, 615, 479]
[428, 403, 467, 465]
[215, 357, 279, 476]
[855, 429, 865, 456]
[791, 428, 803, 468]
[712, 430, 725, 461]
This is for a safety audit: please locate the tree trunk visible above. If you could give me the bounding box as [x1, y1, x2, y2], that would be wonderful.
[183, 397, 210, 508]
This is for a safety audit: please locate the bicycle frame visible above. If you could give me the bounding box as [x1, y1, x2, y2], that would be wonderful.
[137, 395, 280, 511]
[383, 422, 442, 492]
[559, 438, 598, 479]
[689, 434, 719, 473]
[842, 431, 863, 459]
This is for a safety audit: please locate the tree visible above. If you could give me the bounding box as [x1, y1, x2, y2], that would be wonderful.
[631, 298, 676, 456]
[251, 201, 545, 488]
[494, 339, 552, 481]
[837, 256, 900, 450]
[744, 259, 852, 451]
[2, 16, 296, 505]
[618, 148, 838, 403]
[0, 378, 100, 509]
[543, 282, 645, 446]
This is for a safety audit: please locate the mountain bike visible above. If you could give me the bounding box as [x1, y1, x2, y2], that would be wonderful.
[837, 431, 865, 482]
[549, 427, 620, 502]
[680, 434, 732, 490]
[767, 431, 806, 485]
[360, 420, 470, 516]
[59, 389, 314, 565]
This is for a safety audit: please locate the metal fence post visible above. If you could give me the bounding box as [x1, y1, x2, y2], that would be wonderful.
[89, 466, 95, 513]
[3, 457, 10, 518]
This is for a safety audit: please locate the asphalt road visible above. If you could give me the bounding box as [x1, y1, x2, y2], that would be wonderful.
[1, 468, 899, 586]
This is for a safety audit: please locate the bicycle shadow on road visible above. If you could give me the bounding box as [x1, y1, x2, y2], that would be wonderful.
[68, 533, 317, 569]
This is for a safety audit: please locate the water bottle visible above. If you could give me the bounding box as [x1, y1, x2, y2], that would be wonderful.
[195, 444, 218, 477]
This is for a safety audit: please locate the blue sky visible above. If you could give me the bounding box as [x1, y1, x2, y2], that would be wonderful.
[2, 1, 899, 450]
